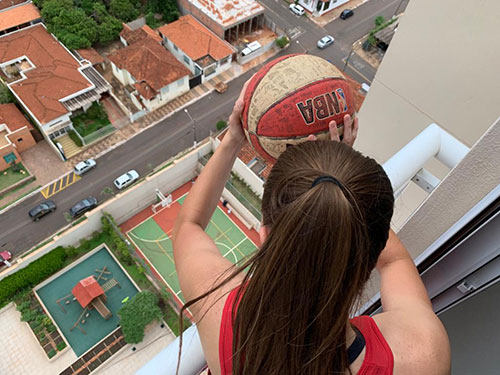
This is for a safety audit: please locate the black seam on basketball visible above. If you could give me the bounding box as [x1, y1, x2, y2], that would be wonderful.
[254, 77, 349, 136]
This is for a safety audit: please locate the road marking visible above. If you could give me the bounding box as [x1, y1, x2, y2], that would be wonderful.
[40, 172, 80, 198]
[341, 57, 373, 83]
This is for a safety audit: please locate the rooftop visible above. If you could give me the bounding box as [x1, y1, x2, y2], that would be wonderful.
[0, 24, 93, 124]
[158, 15, 235, 62]
[72, 275, 105, 308]
[0, 102, 33, 131]
[0, 2, 40, 33]
[75, 48, 105, 66]
[108, 39, 191, 100]
[0, 0, 26, 11]
[120, 23, 162, 45]
[188, 0, 264, 27]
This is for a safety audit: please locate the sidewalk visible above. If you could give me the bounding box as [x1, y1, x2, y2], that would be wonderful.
[66, 47, 281, 168]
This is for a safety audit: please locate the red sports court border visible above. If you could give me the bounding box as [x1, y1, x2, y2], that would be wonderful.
[120, 180, 262, 304]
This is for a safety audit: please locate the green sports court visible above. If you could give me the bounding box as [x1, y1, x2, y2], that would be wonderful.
[126, 194, 258, 304]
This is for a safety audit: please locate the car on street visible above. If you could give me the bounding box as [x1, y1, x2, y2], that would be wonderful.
[0, 250, 12, 267]
[69, 197, 98, 218]
[74, 158, 97, 176]
[114, 170, 139, 190]
[340, 9, 354, 19]
[29, 200, 56, 222]
[289, 3, 305, 16]
[317, 35, 335, 49]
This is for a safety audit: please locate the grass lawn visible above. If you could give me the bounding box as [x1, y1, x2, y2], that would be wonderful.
[72, 102, 111, 137]
[0, 163, 28, 191]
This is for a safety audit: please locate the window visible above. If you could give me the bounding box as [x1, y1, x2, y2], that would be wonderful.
[17, 138, 23, 142]
[183, 55, 190, 64]
[204, 64, 216, 76]
[174, 44, 178, 51]
[3, 152, 17, 164]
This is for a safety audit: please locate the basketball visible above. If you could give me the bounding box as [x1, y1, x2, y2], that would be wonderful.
[242, 54, 356, 162]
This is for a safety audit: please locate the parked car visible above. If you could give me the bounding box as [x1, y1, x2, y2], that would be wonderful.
[74, 158, 96, 176]
[289, 3, 305, 16]
[29, 200, 56, 222]
[317, 35, 335, 49]
[69, 197, 98, 218]
[114, 170, 139, 190]
[0, 250, 12, 268]
[340, 9, 354, 19]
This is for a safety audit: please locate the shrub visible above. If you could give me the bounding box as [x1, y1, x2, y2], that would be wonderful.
[0, 247, 66, 308]
[16, 301, 31, 312]
[48, 349, 56, 358]
[276, 36, 289, 49]
[375, 15, 385, 27]
[68, 129, 83, 147]
[65, 245, 78, 259]
[56, 341, 67, 351]
[11, 162, 22, 173]
[119, 291, 162, 344]
[216, 120, 227, 131]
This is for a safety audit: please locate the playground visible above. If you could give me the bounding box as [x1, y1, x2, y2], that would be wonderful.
[121, 182, 260, 306]
[35, 246, 139, 357]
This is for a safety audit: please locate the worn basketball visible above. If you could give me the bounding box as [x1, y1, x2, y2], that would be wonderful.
[242, 54, 355, 162]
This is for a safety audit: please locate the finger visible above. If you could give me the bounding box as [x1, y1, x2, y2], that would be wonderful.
[307, 134, 317, 141]
[343, 114, 352, 145]
[351, 116, 359, 145]
[329, 120, 340, 142]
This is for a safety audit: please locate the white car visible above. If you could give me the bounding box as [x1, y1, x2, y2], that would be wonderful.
[289, 3, 305, 16]
[317, 35, 335, 49]
[114, 170, 139, 190]
[74, 158, 96, 176]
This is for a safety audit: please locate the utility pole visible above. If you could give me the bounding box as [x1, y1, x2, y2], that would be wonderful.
[184, 108, 197, 148]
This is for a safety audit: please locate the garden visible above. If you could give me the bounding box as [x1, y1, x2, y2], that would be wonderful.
[71, 102, 112, 142]
[0, 162, 30, 192]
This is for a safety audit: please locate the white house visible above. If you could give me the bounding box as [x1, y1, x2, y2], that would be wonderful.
[158, 15, 235, 88]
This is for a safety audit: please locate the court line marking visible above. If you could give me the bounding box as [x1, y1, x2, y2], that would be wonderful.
[128, 230, 175, 264]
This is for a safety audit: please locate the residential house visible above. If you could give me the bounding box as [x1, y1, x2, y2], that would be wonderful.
[158, 15, 235, 87]
[74, 48, 106, 70]
[298, 0, 351, 17]
[0, 103, 36, 170]
[0, 1, 42, 36]
[177, 0, 265, 42]
[0, 24, 111, 158]
[108, 25, 191, 112]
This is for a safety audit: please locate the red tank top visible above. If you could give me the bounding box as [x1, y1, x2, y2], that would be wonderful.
[218, 286, 394, 374]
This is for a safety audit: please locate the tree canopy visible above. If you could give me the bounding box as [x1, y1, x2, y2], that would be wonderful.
[118, 291, 163, 344]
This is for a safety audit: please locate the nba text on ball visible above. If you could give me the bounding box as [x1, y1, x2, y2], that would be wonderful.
[296, 88, 348, 125]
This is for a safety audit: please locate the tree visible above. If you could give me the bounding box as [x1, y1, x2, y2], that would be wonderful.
[375, 16, 385, 27]
[162, 0, 180, 23]
[118, 291, 162, 344]
[0, 83, 14, 104]
[49, 8, 98, 49]
[97, 16, 123, 44]
[110, 0, 138, 22]
[41, 0, 73, 23]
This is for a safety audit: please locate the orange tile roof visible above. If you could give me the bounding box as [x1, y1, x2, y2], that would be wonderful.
[0, 24, 92, 124]
[120, 24, 162, 45]
[158, 15, 235, 62]
[0, 3, 41, 32]
[72, 276, 105, 308]
[0, 103, 33, 131]
[0, 0, 29, 12]
[76, 48, 105, 65]
[108, 39, 190, 99]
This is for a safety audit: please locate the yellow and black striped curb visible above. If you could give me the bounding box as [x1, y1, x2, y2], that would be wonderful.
[40, 172, 81, 199]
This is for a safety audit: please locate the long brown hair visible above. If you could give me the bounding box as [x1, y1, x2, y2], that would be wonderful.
[179, 140, 394, 374]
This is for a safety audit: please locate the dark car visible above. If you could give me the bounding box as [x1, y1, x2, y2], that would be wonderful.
[69, 197, 97, 218]
[29, 200, 56, 221]
[340, 9, 354, 19]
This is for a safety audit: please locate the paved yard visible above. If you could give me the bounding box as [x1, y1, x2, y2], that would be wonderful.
[0, 303, 76, 375]
[21, 140, 70, 186]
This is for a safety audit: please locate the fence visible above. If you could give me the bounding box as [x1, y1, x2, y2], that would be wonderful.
[82, 123, 116, 145]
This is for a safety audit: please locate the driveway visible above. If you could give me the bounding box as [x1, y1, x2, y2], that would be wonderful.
[21, 140, 70, 186]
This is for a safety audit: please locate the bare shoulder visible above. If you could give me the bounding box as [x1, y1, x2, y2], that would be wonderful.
[372, 310, 451, 375]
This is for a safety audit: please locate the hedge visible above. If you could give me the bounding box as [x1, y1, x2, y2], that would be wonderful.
[0, 246, 66, 308]
[68, 129, 83, 147]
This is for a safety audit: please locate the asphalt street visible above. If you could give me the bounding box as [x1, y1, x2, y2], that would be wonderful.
[0, 0, 409, 257]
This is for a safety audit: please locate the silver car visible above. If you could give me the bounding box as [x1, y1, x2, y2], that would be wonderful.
[317, 35, 335, 49]
[74, 159, 96, 176]
[114, 170, 139, 190]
